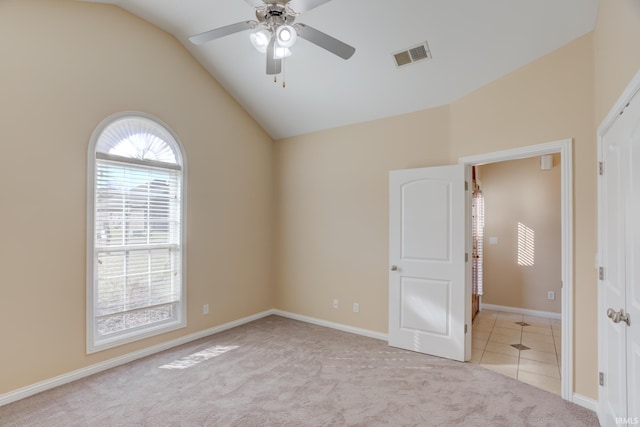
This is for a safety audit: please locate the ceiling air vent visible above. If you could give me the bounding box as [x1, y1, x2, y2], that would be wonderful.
[393, 42, 432, 68]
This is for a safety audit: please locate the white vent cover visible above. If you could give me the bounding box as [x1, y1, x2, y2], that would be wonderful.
[393, 42, 432, 68]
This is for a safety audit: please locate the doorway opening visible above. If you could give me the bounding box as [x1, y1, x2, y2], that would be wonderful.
[471, 172, 484, 321]
[459, 139, 573, 400]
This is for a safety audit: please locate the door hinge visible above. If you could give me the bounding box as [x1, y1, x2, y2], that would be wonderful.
[465, 253, 469, 262]
[599, 372, 605, 386]
[599, 267, 605, 281]
[465, 324, 468, 334]
[465, 181, 469, 191]
[620, 101, 631, 116]
[599, 161, 604, 176]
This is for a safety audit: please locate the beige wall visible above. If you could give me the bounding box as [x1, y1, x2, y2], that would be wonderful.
[477, 156, 562, 313]
[594, 0, 640, 123]
[0, 0, 274, 395]
[275, 108, 450, 333]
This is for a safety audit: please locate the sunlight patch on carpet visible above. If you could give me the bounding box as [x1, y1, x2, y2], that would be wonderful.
[159, 345, 239, 370]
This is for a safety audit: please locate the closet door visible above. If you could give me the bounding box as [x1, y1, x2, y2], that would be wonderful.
[599, 102, 629, 426]
[598, 81, 640, 426]
[624, 96, 640, 422]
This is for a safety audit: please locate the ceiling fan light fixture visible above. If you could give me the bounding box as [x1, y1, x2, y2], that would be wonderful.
[250, 29, 271, 53]
[274, 46, 292, 59]
[276, 25, 297, 48]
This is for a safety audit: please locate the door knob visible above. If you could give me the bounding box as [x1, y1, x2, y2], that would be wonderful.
[613, 311, 622, 323]
[390, 265, 398, 271]
[607, 308, 631, 326]
[619, 309, 631, 326]
[607, 308, 621, 323]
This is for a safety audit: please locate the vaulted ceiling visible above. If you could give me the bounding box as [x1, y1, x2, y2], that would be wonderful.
[79, 0, 599, 139]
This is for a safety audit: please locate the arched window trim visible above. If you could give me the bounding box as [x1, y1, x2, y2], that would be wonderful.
[86, 111, 187, 354]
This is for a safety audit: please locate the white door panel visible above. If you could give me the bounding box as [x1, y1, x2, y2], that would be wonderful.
[400, 277, 450, 335]
[401, 180, 451, 261]
[625, 99, 640, 421]
[389, 164, 469, 362]
[599, 83, 640, 426]
[629, 343, 640, 424]
[600, 100, 628, 426]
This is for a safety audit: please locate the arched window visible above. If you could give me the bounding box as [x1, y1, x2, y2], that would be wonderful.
[87, 112, 186, 353]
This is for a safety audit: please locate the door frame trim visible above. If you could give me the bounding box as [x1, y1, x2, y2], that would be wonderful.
[459, 139, 573, 401]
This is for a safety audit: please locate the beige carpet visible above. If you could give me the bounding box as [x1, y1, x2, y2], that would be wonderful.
[1, 315, 599, 426]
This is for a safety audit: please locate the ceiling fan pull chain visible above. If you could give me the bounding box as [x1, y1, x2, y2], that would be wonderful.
[282, 57, 286, 88]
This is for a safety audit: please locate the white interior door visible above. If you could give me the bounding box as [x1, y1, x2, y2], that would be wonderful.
[600, 104, 629, 426]
[599, 84, 640, 426]
[388, 164, 470, 362]
[624, 96, 640, 423]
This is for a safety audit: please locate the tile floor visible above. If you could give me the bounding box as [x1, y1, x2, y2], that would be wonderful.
[470, 309, 562, 395]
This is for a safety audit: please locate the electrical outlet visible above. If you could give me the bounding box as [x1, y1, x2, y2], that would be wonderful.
[203, 304, 209, 315]
[353, 303, 359, 313]
[547, 291, 555, 301]
[333, 299, 339, 309]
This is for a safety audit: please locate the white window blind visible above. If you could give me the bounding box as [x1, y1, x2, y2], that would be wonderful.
[472, 190, 484, 296]
[95, 159, 181, 336]
[88, 113, 185, 352]
[475, 192, 484, 295]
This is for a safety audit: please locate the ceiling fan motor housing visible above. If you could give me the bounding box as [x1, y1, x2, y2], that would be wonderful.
[256, 3, 297, 28]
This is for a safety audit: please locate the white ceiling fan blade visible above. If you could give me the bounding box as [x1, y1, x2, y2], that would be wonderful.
[295, 23, 355, 60]
[266, 37, 282, 75]
[242, 0, 331, 13]
[288, 0, 333, 13]
[243, 0, 296, 7]
[189, 21, 255, 45]
[243, 0, 267, 7]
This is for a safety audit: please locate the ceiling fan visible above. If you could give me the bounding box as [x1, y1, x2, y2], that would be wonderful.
[189, 0, 355, 77]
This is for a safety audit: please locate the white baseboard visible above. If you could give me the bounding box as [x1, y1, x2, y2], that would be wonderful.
[572, 393, 598, 412]
[0, 309, 276, 407]
[273, 309, 388, 341]
[480, 303, 561, 320]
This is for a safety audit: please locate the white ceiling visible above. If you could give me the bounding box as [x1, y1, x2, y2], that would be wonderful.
[79, 0, 599, 139]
